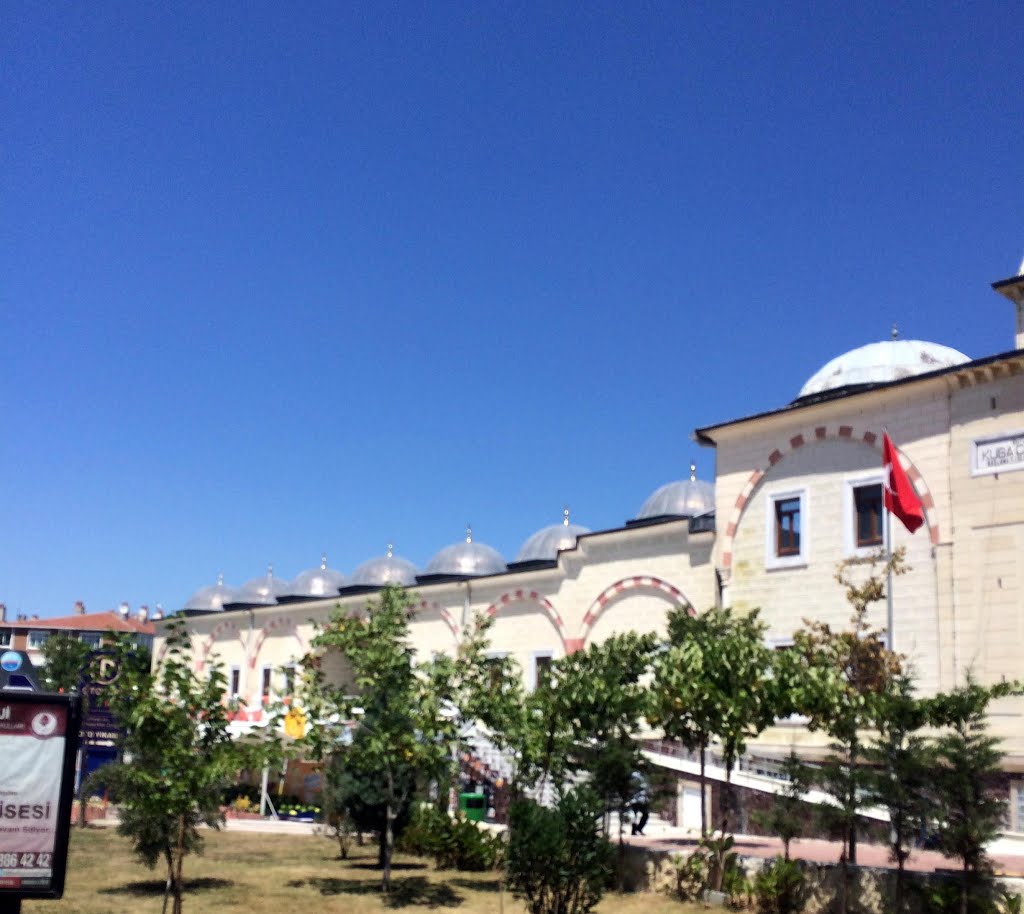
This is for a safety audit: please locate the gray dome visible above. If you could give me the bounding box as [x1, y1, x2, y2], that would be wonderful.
[515, 510, 590, 562]
[233, 566, 290, 606]
[289, 555, 346, 598]
[183, 574, 238, 612]
[637, 472, 715, 519]
[799, 338, 970, 399]
[351, 546, 419, 587]
[425, 528, 507, 577]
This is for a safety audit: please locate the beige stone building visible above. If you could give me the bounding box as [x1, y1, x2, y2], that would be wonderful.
[155, 261, 1024, 828]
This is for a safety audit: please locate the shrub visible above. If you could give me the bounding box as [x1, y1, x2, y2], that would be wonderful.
[398, 804, 503, 871]
[753, 856, 806, 914]
[507, 788, 614, 914]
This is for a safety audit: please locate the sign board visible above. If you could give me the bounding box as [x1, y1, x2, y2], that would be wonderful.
[79, 650, 123, 749]
[0, 689, 81, 899]
[972, 431, 1024, 476]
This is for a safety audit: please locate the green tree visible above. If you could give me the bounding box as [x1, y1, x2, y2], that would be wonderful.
[751, 751, 814, 861]
[928, 676, 1021, 914]
[299, 584, 497, 892]
[100, 618, 254, 914]
[39, 632, 91, 692]
[863, 672, 932, 914]
[647, 604, 721, 838]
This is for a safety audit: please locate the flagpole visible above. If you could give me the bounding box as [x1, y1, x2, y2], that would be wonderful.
[885, 503, 894, 652]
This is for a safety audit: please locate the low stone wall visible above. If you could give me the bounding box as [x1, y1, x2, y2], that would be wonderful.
[619, 844, 1024, 914]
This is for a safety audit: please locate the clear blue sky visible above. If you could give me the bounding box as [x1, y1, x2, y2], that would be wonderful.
[2, 2, 1021, 617]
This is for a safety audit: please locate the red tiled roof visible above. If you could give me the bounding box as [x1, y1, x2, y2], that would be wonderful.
[0, 611, 155, 635]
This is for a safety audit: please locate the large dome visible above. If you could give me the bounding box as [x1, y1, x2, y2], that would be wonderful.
[289, 555, 346, 598]
[183, 574, 238, 612]
[424, 528, 507, 577]
[636, 467, 715, 520]
[232, 566, 290, 606]
[350, 545, 419, 587]
[798, 338, 970, 399]
[515, 510, 590, 562]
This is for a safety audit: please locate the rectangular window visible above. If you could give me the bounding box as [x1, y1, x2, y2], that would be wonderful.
[854, 484, 884, 547]
[229, 667, 241, 699]
[79, 632, 102, 649]
[775, 498, 801, 556]
[28, 631, 50, 649]
[261, 666, 273, 701]
[283, 665, 296, 699]
[0, 630, 10, 647]
[532, 653, 554, 691]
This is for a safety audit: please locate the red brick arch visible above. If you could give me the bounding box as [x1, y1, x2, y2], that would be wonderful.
[196, 619, 247, 673]
[410, 599, 460, 640]
[484, 590, 567, 652]
[248, 615, 309, 670]
[578, 576, 693, 647]
[718, 425, 940, 572]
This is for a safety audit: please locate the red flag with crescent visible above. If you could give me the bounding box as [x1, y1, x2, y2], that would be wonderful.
[882, 433, 924, 534]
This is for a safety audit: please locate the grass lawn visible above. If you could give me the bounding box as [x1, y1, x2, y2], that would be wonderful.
[32, 826, 698, 914]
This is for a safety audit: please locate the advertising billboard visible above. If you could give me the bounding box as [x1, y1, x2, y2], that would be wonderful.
[0, 687, 81, 899]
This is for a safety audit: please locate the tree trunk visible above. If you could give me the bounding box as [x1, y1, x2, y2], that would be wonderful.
[382, 801, 394, 893]
[715, 763, 733, 891]
[699, 744, 708, 839]
[173, 814, 186, 914]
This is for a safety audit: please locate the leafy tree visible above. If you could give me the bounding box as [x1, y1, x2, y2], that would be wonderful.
[791, 551, 904, 914]
[507, 786, 614, 914]
[928, 676, 1021, 914]
[39, 632, 91, 692]
[647, 604, 722, 837]
[863, 672, 933, 914]
[751, 751, 814, 861]
[298, 584, 496, 892]
[100, 618, 256, 914]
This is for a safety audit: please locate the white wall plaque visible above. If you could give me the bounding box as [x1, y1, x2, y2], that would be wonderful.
[972, 431, 1024, 476]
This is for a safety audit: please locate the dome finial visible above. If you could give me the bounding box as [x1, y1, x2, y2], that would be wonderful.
[891, 322, 899, 340]
[217, 572, 224, 586]
[466, 525, 473, 544]
[320, 553, 328, 571]
[563, 506, 570, 526]
[386, 543, 393, 558]
[267, 563, 273, 577]
[690, 462, 696, 482]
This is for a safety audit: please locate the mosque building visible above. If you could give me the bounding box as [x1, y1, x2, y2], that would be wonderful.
[157, 259, 1024, 831]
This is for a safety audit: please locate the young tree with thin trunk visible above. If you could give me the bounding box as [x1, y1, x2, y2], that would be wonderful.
[101, 619, 253, 914]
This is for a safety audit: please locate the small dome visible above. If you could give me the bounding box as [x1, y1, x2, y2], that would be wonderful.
[182, 574, 238, 612]
[425, 527, 507, 577]
[798, 338, 970, 399]
[515, 509, 590, 562]
[233, 565, 290, 606]
[289, 555, 346, 598]
[351, 545, 419, 587]
[637, 467, 715, 519]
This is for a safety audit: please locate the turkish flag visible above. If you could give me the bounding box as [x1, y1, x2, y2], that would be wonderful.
[882, 433, 924, 534]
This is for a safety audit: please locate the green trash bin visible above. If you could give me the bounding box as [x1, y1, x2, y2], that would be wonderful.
[458, 792, 486, 822]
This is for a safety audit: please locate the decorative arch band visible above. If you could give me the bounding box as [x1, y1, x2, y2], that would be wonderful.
[578, 576, 693, 645]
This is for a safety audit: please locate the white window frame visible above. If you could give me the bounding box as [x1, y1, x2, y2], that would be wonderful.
[764, 489, 808, 570]
[260, 664, 274, 703]
[843, 473, 887, 558]
[229, 666, 241, 699]
[530, 651, 555, 691]
[28, 630, 51, 649]
[766, 637, 809, 725]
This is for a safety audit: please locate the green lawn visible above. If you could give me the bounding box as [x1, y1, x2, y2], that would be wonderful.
[32, 826, 697, 914]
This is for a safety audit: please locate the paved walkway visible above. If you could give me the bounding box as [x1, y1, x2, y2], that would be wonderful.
[627, 831, 1024, 879]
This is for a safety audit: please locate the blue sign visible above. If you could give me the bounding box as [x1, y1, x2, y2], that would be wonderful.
[0, 651, 22, 673]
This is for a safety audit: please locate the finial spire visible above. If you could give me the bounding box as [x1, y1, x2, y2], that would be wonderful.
[386, 543, 393, 558]
[466, 525, 473, 543]
[563, 506, 570, 526]
[267, 563, 273, 577]
[320, 553, 327, 570]
[891, 322, 899, 340]
[217, 572, 224, 587]
[690, 463, 696, 482]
